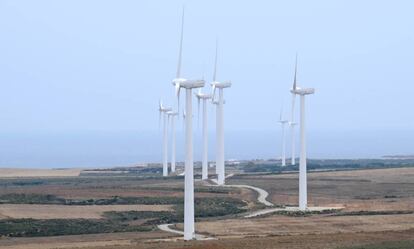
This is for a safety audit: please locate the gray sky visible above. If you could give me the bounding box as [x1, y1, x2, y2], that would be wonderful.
[0, 0, 413, 167]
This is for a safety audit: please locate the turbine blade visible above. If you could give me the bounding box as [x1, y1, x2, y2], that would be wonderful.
[182, 110, 186, 131]
[279, 106, 283, 121]
[211, 83, 216, 103]
[213, 38, 218, 82]
[175, 83, 181, 113]
[175, 83, 180, 96]
[159, 110, 161, 130]
[176, 6, 185, 78]
[213, 84, 216, 99]
[293, 54, 298, 90]
[291, 93, 296, 122]
[197, 96, 200, 129]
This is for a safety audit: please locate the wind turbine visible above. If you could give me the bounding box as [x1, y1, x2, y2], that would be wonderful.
[171, 7, 205, 240]
[167, 111, 179, 173]
[211, 98, 225, 176]
[290, 57, 315, 211]
[278, 107, 288, 167]
[211, 41, 231, 186]
[289, 55, 298, 166]
[195, 89, 212, 180]
[158, 100, 172, 177]
[212, 99, 219, 175]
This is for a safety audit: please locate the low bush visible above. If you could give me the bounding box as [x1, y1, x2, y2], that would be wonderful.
[333, 210, 413, 216]
[0, 219, 152, 237]
[0, 194, 183, 205]
[0, 193, 66, 205]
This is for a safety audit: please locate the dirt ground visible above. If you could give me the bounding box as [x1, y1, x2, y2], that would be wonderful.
[0, 168, 82, 178]
[227, 167, 414, 212]
[0, 204, 173, 219]
[195, 213, 414, 237]
[0, 167, 413, 249]
[1, 229, 413, 249]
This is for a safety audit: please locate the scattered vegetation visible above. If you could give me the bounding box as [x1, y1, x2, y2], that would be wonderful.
[104, 211, 180, 225]
[0, 193, 66, 205]
[105, 197, 247, 225]
[0, 193, 183, 205]
[194, 197, 247, 218]
[0, 179, 48, 187]
[0, 186, 238, 205]
[0, 218, 152, 237]
[138, 186, 234, 194]
[0, 197, 246, 237]
[242, 159, 414, 173]
[333, 210, 413, 216]
[269, 209, 340, 217]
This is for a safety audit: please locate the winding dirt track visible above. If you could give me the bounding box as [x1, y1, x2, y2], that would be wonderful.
[218, 184, 274, 207]
[157, 174, 274, 240]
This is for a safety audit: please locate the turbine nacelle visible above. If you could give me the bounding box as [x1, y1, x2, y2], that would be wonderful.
[289, 56, 315, 96]
[172, 78, 188, 86]
[290, 86, 301, 94]
[292, 87, 315, 96]
[172, 78, 205, 114]
[158, 100, 172, 131]
[179, 79, 205, 89]
[195, 91, 213, 99]
[167, 111, 179, 117]
[195, 89, 212, 127]
[159, 107, 172, 113]
[211, 81, 231, 101]
[211, 81, 232, 89]
[158, 100, 172, 113]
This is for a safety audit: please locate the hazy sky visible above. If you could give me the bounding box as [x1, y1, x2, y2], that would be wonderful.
[0, 0, 413, 167]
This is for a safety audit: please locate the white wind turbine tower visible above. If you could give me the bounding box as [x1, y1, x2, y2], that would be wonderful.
[278, 107, 288, 167]
[211, 99, 223, 175]
[159, 100, 172, 177]
[195, 89, 213, 180]
[290, 58, 315, 211]
[211, 41, 231, 186]
[211, 99, 219, 175]
[289, 56, 298, 165]
[172, 8, 205, 240]
[182, 110, 186, 130]
[167, 111, 179, 173]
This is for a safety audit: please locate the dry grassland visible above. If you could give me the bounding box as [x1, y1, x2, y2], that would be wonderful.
[0, 168, 82, 178]
[0, 204, 173, 219]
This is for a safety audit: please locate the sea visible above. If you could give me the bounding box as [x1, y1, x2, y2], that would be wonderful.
[0, 129, 413, 168]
